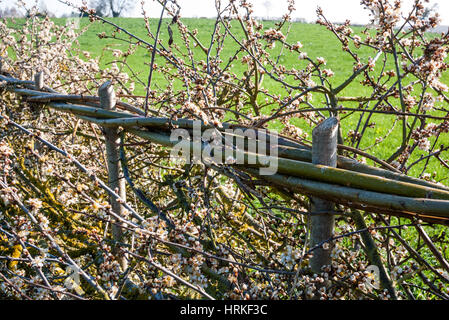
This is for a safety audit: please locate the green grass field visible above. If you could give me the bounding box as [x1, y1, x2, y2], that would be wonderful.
[6, 17, 449, 183]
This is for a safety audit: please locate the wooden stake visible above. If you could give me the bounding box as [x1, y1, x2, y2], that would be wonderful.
[34, 71, 44, 91]
[310, 117, 338, 275]
[99, 81, 128, 271]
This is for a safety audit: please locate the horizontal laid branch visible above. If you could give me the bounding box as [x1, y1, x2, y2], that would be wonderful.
[274, 144, 449, 192]
[59, 111, 449, 193]
[0, 75, 145, 115]
[26, 93, 147, 116]
[243, 168, 449, 224]
[125, 128, 449, 203]
[94, 115, 449, 192]
[129, 128, 449, 223]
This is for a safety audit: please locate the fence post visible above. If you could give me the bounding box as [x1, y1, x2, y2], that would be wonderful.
[32, 71, 45, 153]
[34, 71, 44, 91]
[98, 81, 128, 271]
[310, 117, 338, 276]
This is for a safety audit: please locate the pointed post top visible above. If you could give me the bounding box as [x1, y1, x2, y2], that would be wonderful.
[34, 71, 44, 90]
[312, 117, 339, 167]
[98, 81, 116, 110]
[313, 117, 339, 137]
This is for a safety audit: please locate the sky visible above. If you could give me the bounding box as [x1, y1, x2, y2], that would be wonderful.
[0, 0, 448, 26]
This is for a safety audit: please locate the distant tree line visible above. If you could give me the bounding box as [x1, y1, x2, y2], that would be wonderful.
[0, 0, 134, 18]
[89, 0, 135, 17]
[0, 6, 24, 18]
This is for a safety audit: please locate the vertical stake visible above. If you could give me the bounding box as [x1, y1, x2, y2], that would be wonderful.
[32, 71, 45, 153]
[34, 71, 44, 91]
[310, 117, 338, 276]
[99, 81, 128, 271]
